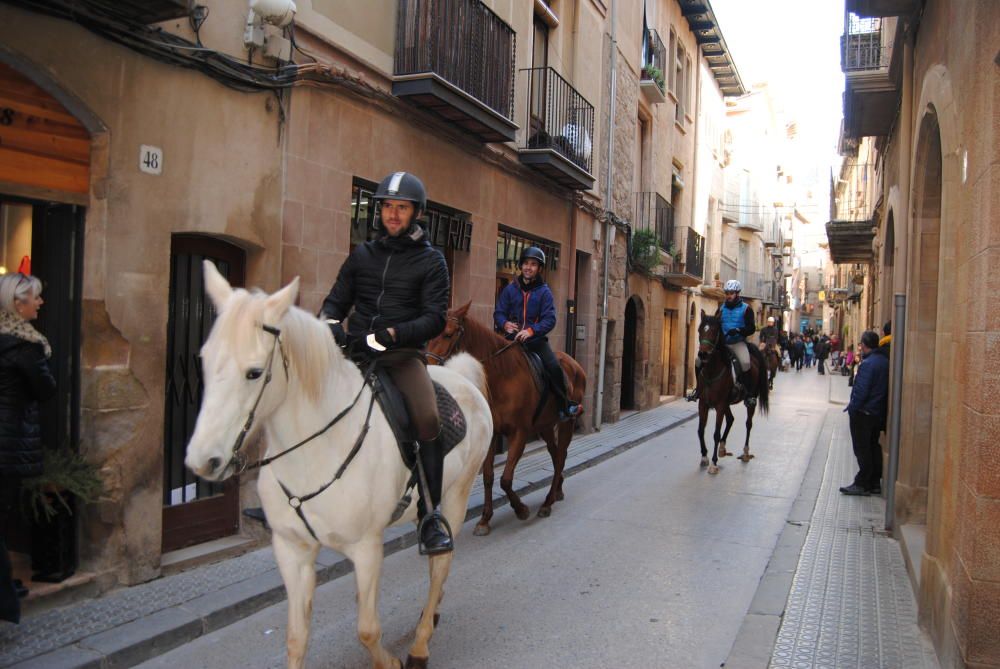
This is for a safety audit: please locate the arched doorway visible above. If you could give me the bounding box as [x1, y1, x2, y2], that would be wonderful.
[897, 109, 942, 524]
[621, 297, 639, 410]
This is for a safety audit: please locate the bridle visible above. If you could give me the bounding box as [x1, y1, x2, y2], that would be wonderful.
[426, 315, 520, 365]
[221, 321, 377, 542]
[425, 316, 465, 364]
[696, 320, 728, 386]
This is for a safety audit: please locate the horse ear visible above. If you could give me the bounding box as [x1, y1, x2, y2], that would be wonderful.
[264, 276, 300, 323]
[700, 309, 706, 321]
[203, 260, 233, 309]
[455, 301, 471, 318]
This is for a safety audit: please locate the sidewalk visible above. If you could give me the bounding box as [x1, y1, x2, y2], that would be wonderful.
[725, 371, 940, 669]
[0, 401, 699, 669]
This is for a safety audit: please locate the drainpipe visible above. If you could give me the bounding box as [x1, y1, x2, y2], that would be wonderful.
[885, 293, 906, 531]
[685, 45, 703, 394]
[594, 0, 617, 431]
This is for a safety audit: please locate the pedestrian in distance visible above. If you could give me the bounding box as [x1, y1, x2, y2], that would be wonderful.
[320, 170, 454, 555]
[840, 330, 890, 496]
[804, 336, 814, 368]
[0, 273, 57, 624]
[815, 335, 829, 375]
[494, 247, 581, 420]
[792, 335, 805, 372]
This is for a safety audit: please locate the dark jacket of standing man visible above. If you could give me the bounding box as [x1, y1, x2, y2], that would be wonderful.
[320, 171, 454, 556]
[840, 330, 889, 496]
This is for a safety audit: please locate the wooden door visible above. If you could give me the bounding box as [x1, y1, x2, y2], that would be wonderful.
[161, 235, 245, 553]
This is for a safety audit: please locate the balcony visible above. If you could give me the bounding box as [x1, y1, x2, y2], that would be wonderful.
[640, 29, 667, 105]
[737, 269, 766, 300]
[701, 252, 738, 299]
[846, 0, 920, 17]
[633, 192, 674, 253]
[660, 226, 705, 287]
[841, 14, 899, 139]
[827, 162, 876, 263]
[519, 67, 595, 190]
[394, 0, 517, 143]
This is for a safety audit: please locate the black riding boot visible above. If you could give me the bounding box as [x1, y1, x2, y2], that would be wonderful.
[740, 370, 757, 408]
[416, 438, 453, 556]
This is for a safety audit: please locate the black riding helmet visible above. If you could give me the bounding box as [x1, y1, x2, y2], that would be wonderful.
[519, 246, 546, 268]
[373, 171, 427, 215]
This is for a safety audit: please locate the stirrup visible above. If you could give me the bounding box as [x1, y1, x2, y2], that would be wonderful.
[559, 402, 582, 421]
[417, 509, 454, 556]
[685, 389, 699, 402]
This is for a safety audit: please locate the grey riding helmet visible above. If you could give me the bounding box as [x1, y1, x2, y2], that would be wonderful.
[374, 171, 427, 215]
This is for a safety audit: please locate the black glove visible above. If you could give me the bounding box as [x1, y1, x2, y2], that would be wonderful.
[727, 329, 740, 338]
[326, 320, 347, 348]
[374, 328, 395, 348]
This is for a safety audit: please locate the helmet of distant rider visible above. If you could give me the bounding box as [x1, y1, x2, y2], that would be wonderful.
[519, 246, 546, 268]
[767, 316, 775, 324]
[373, 171, 427, 215]
[724, 279, 742, 293]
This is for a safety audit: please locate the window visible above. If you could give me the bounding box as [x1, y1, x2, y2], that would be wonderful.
[529, 15, 550, 137]
[350, 178, 472, 254]
[675, 42, 685, 122]
[684, 53, 693, 119]
[668, 29, 677, 94]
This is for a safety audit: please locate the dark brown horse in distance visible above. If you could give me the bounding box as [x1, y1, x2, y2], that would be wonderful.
[426, 302, 586, 535]
[694, 310, 769, 474]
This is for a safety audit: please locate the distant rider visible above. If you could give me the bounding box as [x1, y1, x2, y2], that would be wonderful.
[494, 247, 581, 420]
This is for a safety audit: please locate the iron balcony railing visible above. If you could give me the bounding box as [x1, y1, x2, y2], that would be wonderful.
[704, 252, 738, 287]
[831, 162, 875, 221]
[683, 227, 705, 280]
[841, 14, 890, 72]
[641, 28, 667, 94]
[737, 269, 765, 300]
[395, 0, 516, 122]
[522, 66, 595, 174]
[633, 192, 675, 253]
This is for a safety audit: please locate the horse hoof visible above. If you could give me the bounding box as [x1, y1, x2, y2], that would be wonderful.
[700, 457, 709, 467]
[740, 453, 755, 462]
[405, 655, 429, 669]
[515, 506, 530, 521]
[537, 506, 552, 518]
[473, 523, 491, 536]
[708, 464, 719, 475]
[718, 445, 729, 458]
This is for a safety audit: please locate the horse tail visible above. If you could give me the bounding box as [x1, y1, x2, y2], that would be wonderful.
[748, 344, 769, 416]
[444, 351, 490, 402]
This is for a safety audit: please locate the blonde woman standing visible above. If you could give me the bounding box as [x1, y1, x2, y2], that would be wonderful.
[0, 273, 56, 624]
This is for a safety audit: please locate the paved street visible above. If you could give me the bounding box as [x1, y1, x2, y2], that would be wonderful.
[136, 370, 830, 669]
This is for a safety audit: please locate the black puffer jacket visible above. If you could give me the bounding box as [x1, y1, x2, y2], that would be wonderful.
[0, 334, 56, 477]
[321, 224, 449, 348]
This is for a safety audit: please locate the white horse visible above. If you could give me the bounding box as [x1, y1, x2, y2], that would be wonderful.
[185, 261, 492, 669]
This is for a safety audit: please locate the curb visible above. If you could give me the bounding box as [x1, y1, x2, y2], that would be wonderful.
[9, 410, 698, 669]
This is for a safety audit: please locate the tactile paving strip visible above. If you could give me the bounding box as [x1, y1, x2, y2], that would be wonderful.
[769, 422, 939, 669]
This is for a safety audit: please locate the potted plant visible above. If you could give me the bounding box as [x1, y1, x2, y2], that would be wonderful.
[629, 228, 662, 275]
[640, 65, 666, 103]
[20, 448, 104, 583]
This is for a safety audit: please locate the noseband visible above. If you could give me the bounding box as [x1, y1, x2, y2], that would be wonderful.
[425, 316, 465, 364]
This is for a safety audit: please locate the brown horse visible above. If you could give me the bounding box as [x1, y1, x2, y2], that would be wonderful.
[694, 310, 769, 474]
[762, 345, 780, 390]
[426, 302, 586, 535]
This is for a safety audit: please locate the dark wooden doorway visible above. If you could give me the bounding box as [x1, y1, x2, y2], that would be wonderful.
[161, 235, 245, 553]
[621, 297, 638, 410]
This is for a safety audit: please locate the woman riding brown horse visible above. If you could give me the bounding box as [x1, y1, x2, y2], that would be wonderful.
[694, 310, 769, 474]
[426, 302, 586, 535]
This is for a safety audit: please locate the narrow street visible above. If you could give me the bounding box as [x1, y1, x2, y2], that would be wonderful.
[138, 369, 832, 669]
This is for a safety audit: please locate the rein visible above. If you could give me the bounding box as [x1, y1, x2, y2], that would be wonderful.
[427, 316, 518, 365]
[226, 323, 379, 542]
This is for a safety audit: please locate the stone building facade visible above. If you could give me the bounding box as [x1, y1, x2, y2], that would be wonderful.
[830, 1, 1000, 665]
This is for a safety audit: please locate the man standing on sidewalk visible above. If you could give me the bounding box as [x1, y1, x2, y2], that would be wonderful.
[840, 330, 890, 496]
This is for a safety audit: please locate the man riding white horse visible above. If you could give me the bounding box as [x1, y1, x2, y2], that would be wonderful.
[320, 171, 454, 555]
[687, 279, 757, 406]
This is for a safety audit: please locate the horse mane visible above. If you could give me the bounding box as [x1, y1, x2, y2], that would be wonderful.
[457, 313, 529, 379]
[207, 289, 339, 404]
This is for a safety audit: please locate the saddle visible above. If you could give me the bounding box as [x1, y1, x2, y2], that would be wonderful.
[367, 364, 467, 470]
[521, 350, 556, 422]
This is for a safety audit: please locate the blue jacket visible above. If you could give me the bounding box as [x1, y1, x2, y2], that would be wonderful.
[494, 277, 556, 341]
[718, 299, 755, 344]
[847, 347, 889, 418]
